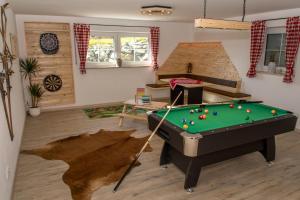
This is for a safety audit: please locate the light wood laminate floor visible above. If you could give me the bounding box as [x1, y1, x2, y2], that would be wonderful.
[13, 109, 300, 200]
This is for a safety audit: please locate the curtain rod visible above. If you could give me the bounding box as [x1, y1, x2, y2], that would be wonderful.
[88, 24, 153, 28]
[264, 16, 300, 22]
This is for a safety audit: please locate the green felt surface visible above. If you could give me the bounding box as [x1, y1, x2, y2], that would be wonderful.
[155, 103, 289, 134]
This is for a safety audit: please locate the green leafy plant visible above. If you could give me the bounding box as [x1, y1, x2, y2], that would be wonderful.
[20, 57, 44, 108]
[19, 58, 39, 85]
[28, 84, 44, 108]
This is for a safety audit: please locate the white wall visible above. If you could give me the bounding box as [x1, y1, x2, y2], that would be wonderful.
[194, 8, 300, 128]
[0, 8, 26, 200]
[15, 15, 194, 109]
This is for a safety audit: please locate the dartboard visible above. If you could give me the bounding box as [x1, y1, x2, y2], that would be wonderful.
[40, 33, 59, 55]
[43, 74, 62, 92]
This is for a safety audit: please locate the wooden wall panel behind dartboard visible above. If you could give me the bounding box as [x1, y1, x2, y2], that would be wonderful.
[24, 22, 75, 107]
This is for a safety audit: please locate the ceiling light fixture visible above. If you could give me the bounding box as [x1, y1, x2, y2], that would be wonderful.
[195, 0, 251, 30]
[141, 5, 173, 16]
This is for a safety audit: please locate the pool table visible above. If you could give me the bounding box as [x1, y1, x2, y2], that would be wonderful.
[148, 101, 297, 192]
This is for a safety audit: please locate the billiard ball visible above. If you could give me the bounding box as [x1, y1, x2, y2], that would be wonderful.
[229, 104, 234, 108]
[245, 116, 250, 120]
[195, 108, 199, 113]
[183, 124, 189, 129]
[198, 108, 203, 112]
[204, 109, 209, 114]
[238, 105, 242, 109]
[190, 109, 195, 114]
[246, 109, 251, 113]
[271, 109, 277, 115]
[198, 115, 205, 120]
[213, 111, 218, 116]
[181, 118, 187, 124]
[190, 120, 195, 125]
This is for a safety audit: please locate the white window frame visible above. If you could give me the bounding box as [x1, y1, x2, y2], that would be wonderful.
[263, 33, 286, 67]
[257, 27, 286, 74]
[86, 31, 151, 69]
[86, 32, 118, 68]
[118, 32, 151, 67]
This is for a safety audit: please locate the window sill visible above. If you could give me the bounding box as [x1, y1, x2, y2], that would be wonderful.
[256, 71, 284, 77]
[85, 65, 151, 69]
[256, 65, 286, 76]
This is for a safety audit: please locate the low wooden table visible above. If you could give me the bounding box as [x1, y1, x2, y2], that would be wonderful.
[118, 100, 168, 127]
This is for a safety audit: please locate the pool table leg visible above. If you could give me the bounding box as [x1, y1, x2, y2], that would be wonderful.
[184, 159, 201, 190]
[259, 136, 276, 162]
[160, 142, 171, 166]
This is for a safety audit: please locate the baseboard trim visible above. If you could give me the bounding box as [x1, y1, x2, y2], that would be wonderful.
[41, 97, 170, 112]
[41, 101, 124, 112]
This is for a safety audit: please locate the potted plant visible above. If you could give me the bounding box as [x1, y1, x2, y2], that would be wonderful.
[19, 58, 44, 117]
[28, 83, 44, 116]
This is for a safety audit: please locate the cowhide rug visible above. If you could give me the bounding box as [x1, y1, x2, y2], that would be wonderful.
[22, 129, 152, 200]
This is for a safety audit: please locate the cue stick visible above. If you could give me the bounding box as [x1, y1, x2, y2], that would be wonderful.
[113, 91, 183, 193]
[172, 100, 263, 109]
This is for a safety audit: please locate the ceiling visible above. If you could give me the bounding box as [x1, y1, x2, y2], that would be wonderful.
[10, 0, 300, 22]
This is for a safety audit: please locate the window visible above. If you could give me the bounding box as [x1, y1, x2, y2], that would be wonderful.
[264, 33, 286, 67]
[258, 27, 286, 75]
[120, 36, 150, 64]
[87, 35, 116, 65]
[86, 32, 150, 68]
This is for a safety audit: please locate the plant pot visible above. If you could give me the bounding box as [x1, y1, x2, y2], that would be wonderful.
[29, 107, 41, 117]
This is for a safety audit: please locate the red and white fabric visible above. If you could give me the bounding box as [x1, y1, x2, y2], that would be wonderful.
[247, 20, 266, 78]
[283, 17, 300, 83]
[169, 78, 202, 90]
[74, 24, 90, 74]
[150, 27, 160, 71]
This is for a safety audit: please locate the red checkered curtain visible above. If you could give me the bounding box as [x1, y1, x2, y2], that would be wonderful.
[283, 17, 300, 83]
[247, 21, 266, 78]
[150, 27, 160, 71]
[74, 24, 90, 74]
